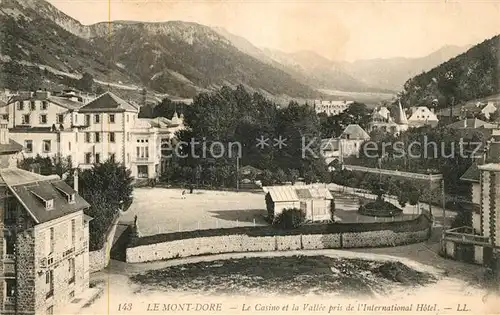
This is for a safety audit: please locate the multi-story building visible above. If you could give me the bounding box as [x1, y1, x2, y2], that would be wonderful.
[0, 121, 91, 315]
[407, 106, 439, 128]
[314, 100, 353, 116]
[2, 91, 184, 179]
[442, 131, 500, 267]
[367, 101, 409, 135]
[321, 124, 370, 170]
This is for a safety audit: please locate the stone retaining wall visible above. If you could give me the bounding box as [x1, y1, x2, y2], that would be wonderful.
[89, 214, 120, 273]
[126, 226, 430, 263]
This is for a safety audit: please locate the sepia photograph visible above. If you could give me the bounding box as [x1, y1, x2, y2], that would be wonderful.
[0, 0, 499, 314]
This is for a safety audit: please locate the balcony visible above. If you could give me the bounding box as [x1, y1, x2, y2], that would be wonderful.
[443, 226, 491, 246]
[46, 289, 54, 299]
[63, 247, 75, 258]
[4, 296, 15, 305]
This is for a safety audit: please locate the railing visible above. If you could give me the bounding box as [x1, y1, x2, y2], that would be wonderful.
[4, 296, 15, 305]
[46, 289, 53, 299]
[344, 165, 443, 181]
[63, 247, 75, 258]
[443, 226, 490, 246]
[39, 245, 86, 269]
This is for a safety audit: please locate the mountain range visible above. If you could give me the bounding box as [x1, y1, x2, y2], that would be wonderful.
[0, 0, 479, 102]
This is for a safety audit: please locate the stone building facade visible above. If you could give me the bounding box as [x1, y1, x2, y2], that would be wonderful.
[0, 122, 91, 314]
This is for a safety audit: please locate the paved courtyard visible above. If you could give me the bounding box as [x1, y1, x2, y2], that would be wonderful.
[121, 188, 269, 236]
[121, 186, 450, 236]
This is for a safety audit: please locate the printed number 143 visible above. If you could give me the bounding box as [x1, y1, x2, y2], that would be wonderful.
[118, 303, 132, 311]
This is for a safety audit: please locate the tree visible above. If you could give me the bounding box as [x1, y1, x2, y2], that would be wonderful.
[273, 208, 305, 229]
[274, 168, 287, 185]
[265, 192, 275, 218]
[76, 72, 94, 92]
[288, 169, 299, 185]
[66, 158, 133, 211]
[330, 199, 336, 222]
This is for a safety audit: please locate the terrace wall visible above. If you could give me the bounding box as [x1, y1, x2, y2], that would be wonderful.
[89, 214, 120, 273]
[126, 214, 431, 263]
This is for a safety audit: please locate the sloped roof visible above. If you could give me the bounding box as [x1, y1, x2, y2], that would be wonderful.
[394, 101, 408, 125]
[446, 118, 488, 129]
[0, 168, 90, 224]
[460, 163, 480, 183]
[265, 185, 333, 202]
[340, 124, 370, 140]
[265, 186, 299, 202]
[47, 96, 84, 110]
[240, 165, 263, 175]
[0, 139, 23, 154]
[79, 92, 138, 113]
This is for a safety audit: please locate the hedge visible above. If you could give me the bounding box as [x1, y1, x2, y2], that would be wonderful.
[129, 212, 431, 248]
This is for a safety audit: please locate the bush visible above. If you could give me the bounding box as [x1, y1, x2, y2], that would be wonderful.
[265, 192, 274, 218]
[358, 199, 403, 217]
[273, 208, 305, 229]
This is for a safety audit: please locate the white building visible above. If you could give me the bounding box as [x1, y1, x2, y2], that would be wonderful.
[367, 101, 409, 135]
[1, 91, 184, 179]
[407, 106, 439, 128]
[321, 124, 370, 169]
[314, 100, 353, 116]
[264, 185, 333, 222]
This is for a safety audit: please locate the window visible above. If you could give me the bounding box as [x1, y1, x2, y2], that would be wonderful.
[85, 132, 91, 143]
[68, 142, 71, 151]
[94, 114, 100, 123]
[41, 101, 48, 110]
[109, 114, 115, 123]
[85, 153, 92, 164]
[110, 153, 115, 162]
[109, 132, 115, 143]
[95, 132, 100, 143]
[68, 258, 75, 284]
[4, 198, 16, 224]
[127, 133, 130, 141]
[85, 115, 90, 125]
[5, 279, 16, 297]
[57, 114, 64, 124]
[69, 193, 75, 204]
[71, 219, 76, 244]
[127, 153, 130, 163]
[127, 114, 129, 123]
[95, 153, 100, 164]
[30, 101, 36, 110]
[22, 114, 30, 125]
[49, 227, 54, 253]
[24, 140, 33, 153]
[2, 114, 8, 121]
[17, 102, 24, 111]
[43, 140, 51, 153]
[46, 306, 54, 315]
[5, 232, 15, 257]
[136, 146, 149, 160]
[45, 270, 54, 299]
[45, 199, 53, 210]
[40, 114, 47, 124]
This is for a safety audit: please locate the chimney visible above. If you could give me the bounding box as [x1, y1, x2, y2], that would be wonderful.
[0, 120, 9, 145]
[73, 169, 79, 193]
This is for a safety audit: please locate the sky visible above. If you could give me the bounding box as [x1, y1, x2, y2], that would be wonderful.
[47, 0, 500, 61]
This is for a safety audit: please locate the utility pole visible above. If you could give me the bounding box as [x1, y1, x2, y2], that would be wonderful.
[441, 179, 446, 229]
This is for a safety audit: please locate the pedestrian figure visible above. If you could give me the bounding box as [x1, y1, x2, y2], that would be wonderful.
[189, 185, 193, 194]
[182, 190, 186, 199]
[134, 215, 138, 227]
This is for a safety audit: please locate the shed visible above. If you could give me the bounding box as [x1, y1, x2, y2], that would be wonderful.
[264, 185, 333, 222]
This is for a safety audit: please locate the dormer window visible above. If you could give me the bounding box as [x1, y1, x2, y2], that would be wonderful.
[30, 186, 55, 210]
[45, 199, 54, 210]
[52, 181, 77, 204]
